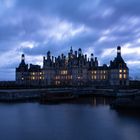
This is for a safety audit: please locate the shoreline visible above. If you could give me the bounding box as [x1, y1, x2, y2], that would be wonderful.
[0, 88, 139, 103]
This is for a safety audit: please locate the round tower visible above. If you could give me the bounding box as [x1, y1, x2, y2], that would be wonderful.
[21, 54, 25, 62]
[117, 46, 121, 56]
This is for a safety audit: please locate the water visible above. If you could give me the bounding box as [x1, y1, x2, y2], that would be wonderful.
[0, 98, 140, 140]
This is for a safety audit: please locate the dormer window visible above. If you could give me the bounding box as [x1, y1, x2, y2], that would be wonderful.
[124, 70, 126, 73]
[119, 69, 122, 73]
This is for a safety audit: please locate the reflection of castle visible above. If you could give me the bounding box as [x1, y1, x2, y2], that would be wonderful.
[16, 46, 129, 87]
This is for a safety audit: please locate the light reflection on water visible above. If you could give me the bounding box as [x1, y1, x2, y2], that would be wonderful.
[0, 97, 140, 140]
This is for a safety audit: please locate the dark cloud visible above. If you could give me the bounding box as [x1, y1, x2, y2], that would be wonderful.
[0, 0, 140, 80]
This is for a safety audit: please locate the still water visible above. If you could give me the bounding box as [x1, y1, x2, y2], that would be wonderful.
[0, 97, 140, 140]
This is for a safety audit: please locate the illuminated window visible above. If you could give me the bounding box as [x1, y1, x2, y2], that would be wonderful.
[124, 70, 126, 73]
[124, 74, 126, 79]
[119, 69, 122, 73]
[40, 72, 42, 75]
[94, 71, 97, 74]
[32, 72, 35, 75]
[104, 75, 106, 79]
[32, 77, 35, 80]
[100, 75, 103, 79]
[40, 77, 42, 80]
[61, 70, 68, 75]
[94, 75, 97, 80]
[21, 77, 24, 80]
[104, 71, 106, 74]
[56, 81, 60, 85]
[119, 74, 122, 79]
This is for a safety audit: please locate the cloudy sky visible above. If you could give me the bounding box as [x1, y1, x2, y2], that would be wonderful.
[0, 0, 140, 80]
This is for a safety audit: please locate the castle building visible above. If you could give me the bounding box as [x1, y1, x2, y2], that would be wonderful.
[16, 46, 129, 87]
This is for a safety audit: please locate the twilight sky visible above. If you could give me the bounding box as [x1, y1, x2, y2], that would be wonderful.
[0, 0, 140, 80]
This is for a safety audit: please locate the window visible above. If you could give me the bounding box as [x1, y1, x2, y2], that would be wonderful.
[119, 74, 122, 79]
[123, 70, 126, 73]
[124, 74, 126, 79]
[61, 70, 68, 75]
[119, 69, 122, 73]
[100, 75, 103, 79]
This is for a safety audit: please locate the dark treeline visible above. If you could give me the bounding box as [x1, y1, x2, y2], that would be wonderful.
[0, 80, 140, 89]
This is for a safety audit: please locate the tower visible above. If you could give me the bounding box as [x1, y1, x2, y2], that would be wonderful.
[70, 46, 73, 54]
[78, 48, 82, 57]
[21, 54, 25, 64]
[117, 46, 121, 57]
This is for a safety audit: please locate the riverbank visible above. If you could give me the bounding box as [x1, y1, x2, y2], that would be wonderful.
[0, 87, 139, 104]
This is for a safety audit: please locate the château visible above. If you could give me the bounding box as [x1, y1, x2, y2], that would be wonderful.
[16, 46, 129, 87]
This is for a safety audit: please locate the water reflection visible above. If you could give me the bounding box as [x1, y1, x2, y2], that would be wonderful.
[69, 96, 115, 106]
[0, 98, 139, 140]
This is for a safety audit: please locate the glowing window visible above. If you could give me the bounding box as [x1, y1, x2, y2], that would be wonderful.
[119, 69, 122, 73]
[124, 74, 126, 79]
[124, 70, 126, 73]
[61, 70, 68, 75]
[119, 74, 122, 79]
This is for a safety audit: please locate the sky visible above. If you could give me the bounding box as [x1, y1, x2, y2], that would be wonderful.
[0, 0, 140, 80]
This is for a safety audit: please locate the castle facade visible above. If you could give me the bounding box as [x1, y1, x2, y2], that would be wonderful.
[16, 46, 129, 87]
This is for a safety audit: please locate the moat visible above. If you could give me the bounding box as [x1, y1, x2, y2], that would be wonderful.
[0, 97, 140, 140]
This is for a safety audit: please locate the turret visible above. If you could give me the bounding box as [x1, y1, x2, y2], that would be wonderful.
[78, 48, 82, 57]
[91, 53, 94, 61]
[70, 46, 73, 54]
[20, 54, 26, 65]
[117, 46, 121, 57]
[21, 54, 25, 62]
[95, 57, 98, 67]
[47, 51, 51, 60]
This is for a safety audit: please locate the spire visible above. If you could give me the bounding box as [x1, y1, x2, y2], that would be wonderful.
[70, 46, 73, 54]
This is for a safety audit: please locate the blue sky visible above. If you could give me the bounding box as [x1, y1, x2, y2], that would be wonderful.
[0, 0, 140, 80]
